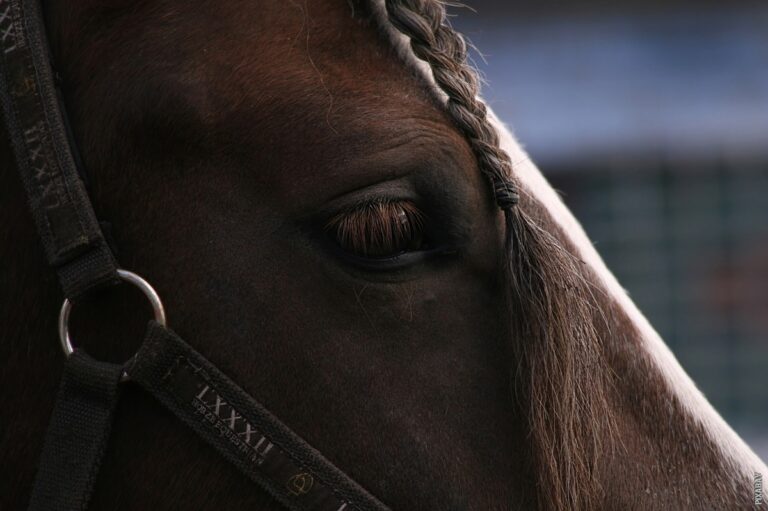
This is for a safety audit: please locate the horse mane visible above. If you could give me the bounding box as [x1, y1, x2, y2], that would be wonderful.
[504, 205, 617, 510]
[371, 1, 618, 509]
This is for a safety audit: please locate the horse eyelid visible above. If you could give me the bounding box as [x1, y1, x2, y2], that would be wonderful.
[324, 199, 427, 258]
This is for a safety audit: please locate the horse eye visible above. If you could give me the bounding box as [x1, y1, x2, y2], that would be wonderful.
[325, 200, 427, 258]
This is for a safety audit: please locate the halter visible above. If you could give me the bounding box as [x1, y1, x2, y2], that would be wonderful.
[0, 1, 389, 510]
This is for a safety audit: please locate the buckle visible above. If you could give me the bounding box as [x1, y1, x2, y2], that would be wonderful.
[58, 269, 167, 381]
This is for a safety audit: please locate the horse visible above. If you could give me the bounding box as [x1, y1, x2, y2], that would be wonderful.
[1, 0, 765, 509]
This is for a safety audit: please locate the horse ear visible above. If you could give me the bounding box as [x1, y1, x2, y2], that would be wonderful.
[504, 203, 617, 511]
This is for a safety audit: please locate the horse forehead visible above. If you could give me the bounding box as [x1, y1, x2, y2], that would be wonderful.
[204, 1, 424, 106]
[64, 1, 456, 168]
[68, 0, 398, 90]
[179, 2, 467, 199]
[60, 1, 475, 210]
[146, 0, 446, 135]
[190, 0, 392, 74]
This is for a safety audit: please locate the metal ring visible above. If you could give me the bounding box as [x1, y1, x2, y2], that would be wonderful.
[58, 269, 166, 380]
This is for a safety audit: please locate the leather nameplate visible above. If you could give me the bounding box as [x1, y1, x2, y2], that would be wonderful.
[165, 358, 352, 511]
[129, 322, 389, 511]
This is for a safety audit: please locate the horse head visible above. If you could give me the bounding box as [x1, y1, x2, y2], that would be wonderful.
[1, 1, 764, 509]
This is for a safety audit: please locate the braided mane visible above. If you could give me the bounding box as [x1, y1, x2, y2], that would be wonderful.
[375, 1, 618, 509]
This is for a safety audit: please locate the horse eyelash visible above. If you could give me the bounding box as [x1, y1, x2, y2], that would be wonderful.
[324, 199, 425, 257]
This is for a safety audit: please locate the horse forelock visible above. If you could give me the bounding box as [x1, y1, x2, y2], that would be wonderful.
[369, 0, 767, 508]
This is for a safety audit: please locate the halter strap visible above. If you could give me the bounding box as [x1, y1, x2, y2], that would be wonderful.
[0, 0, 118, 299]
[27, 352, 124, 511]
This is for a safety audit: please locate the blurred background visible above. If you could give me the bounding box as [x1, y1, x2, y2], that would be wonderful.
[454, 1, 768, 458]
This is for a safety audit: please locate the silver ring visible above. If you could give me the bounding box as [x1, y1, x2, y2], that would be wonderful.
[58, 269, 166, 379]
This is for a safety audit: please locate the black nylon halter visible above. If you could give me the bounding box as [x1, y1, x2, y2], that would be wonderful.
[0, 1, 390, 510]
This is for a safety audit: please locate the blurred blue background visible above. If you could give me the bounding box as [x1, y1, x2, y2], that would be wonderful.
[455, 1, 768, 459]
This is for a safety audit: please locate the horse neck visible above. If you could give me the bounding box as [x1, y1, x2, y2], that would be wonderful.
[595, 291, 761, 507]
[490, 114, 766, 508]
